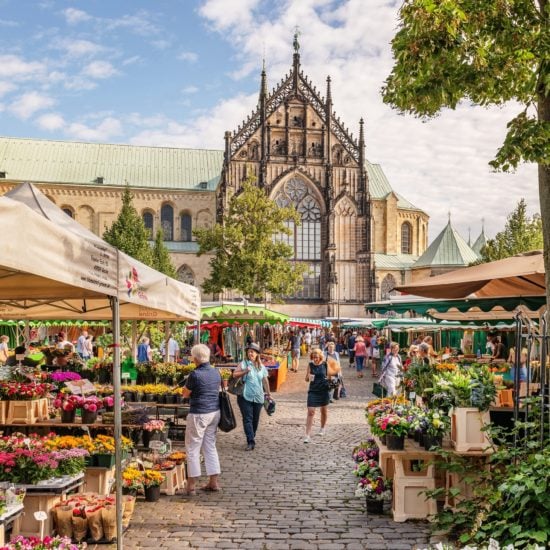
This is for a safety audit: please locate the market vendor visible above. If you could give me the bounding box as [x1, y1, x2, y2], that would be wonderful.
[0, 335, 9, 365]
[207, 337, 223, 362]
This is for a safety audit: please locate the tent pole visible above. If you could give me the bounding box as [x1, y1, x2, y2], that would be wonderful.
[111, 296, 123, 550]
[131, 320, 137, 362]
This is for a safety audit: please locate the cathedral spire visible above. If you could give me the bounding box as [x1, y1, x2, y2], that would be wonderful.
[292, 28, 300, 92]
[259, 61, 268, 187]
[358, 118, 365, 168]
[259, 59, 267, 103]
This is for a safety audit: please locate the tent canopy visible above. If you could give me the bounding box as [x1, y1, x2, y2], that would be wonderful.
[0, 183, 200, 321]
[396, 251, 545, 298]
[201, 303, 289, 325]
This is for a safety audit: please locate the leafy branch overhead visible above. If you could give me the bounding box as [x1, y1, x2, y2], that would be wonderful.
[194, 179, 305, 299]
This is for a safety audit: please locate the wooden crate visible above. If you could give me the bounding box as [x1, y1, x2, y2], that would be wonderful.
[6, 401, 39, 424]
[84, 467, 115, 495]
[160, 468, 180, 496]
[451, 408, 492, 453]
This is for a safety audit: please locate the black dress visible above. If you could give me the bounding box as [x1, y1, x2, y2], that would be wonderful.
[307, 361, 330, 407]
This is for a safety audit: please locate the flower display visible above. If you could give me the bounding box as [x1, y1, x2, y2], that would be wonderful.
[122, 467, 143, 491]
[48, 371, 82, 383]
[1, 535, 83, 549]
[354, 459, 381, 479]
[425, 409, 451, 437]
[53, 394, 82, 412]
[355, 476, 392, 501]
[351, 440, 379, 463]
[219, 368, 233, 381]
[0, 382, 52, 401]
[80, 395, 102, 413]
[141, 469, 165, 488]
[374, 413, 411, 438]
[45, 434, 133, 455]
[142, 419, 165, 432]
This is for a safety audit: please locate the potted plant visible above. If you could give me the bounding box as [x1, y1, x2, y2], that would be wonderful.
[122, 466, 143, 496]
[141, 419, 166, 447]
[219, 368, 232, 389]
[375, 413, 411, 450]
[53, 393, 82, 423]
[355, 475, 392, 514]
[142, 469, 165, 502]
[351, 439, 379, 463]
[423, 409, 450, 450]
[80, 395, 102, 424]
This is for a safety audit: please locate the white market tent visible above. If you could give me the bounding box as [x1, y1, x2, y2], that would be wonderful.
[0, 183, 201, 549]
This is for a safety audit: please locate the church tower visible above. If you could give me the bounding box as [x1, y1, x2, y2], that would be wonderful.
[218, 34, 375, 317]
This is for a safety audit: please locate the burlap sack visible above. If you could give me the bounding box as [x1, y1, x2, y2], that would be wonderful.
[86, 507, 104, 542]
[122, 495, 136, 527]
[71, 512, 88, 542]
[102, 505, 117, 542]
[55, 506, 73, 539]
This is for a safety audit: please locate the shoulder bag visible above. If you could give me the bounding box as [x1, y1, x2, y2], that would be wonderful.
[227, 372, 245, 396]
[218, 375, 236, 432]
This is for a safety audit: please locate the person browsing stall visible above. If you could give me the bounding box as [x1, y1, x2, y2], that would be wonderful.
[303, 348, 331, 443]
[181, 344, 221, 494]
[379, 342, 403, 396]
[325, 341, 343, 400]
[232, 342, 271, 451]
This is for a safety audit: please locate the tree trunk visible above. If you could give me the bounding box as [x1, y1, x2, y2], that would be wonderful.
[538, 92, 550, 333]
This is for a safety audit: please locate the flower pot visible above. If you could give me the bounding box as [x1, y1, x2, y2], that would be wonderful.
[365, 498, 384, 514]
[81, 409, 98, 424]
[423, 434, 443, 451]
[144, 485, 161, 502]
[174, 395, 183, 404]
[142, 430, 162, 448]
[157, 394, 166, 404]
[61, 409, 76, 423]
[164, 394, 175, 405]
[95, 453, 116, 468]
[122, 391, 134, 403]
[379, 434, 387, 446]
[135, 392, 144, 403]
[386, 434, 405, 450]
[144, 393, 156, 402]
[122, 487, 138, 497]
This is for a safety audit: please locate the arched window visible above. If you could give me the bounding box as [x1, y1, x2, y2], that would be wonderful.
[177, 265, 195, 286]
[401, 222, 412, 254]
[161, 204, 173, 241]
[274, 177, 322, 299]
[381, 274, 397, 300]
[142, 212, 154, 239]
[62, 207, 74, 218]
[180, 213, 192, 242]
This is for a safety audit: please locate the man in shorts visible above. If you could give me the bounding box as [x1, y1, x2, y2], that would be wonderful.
[289, 330, 302, 372]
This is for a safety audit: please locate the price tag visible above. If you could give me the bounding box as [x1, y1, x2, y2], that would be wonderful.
[121, 372, 130, 380]
[34, 511, 47, 521]
[409, 391, 416, 401]
[149, 441, 165, 453]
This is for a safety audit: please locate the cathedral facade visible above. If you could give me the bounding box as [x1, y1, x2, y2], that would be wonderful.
[0, 42, 428, 318]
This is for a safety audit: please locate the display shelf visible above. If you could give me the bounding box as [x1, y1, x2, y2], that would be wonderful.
[0, 504, 24, 546]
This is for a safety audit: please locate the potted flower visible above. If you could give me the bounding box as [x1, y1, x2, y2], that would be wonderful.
[80, 395, 102, 424]
[354, 459, 381, 479]
[351, 439, 379, 463]
[355, 475, 392, 514]
[423, 409, 450, 450]
[374, 413, 411, 450]
[142, 468, 165, 502]
[141, 419, 166, 447]
[53, 393, 82, 423]
[168, 451, 186, 465]
[122, 466, 144, 496]
[219, 368, 232, 389]
[2, 535, 82, 549]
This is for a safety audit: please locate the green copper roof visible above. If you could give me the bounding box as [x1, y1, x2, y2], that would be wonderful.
[414, 221, 479, 268]
[366, 161, 424, 212]
[472, 229, 487, 256]
[374, 253, 419, 270]
[0, 136, 223, 190]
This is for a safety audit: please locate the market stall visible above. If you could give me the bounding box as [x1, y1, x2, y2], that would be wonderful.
[200, 303, 289, 391]
[0, 183, 201, 549]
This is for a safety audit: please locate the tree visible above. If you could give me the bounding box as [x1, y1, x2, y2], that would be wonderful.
[382, 0, 550, 335]
[103, 185, 153, 266]
[152, 228, 177, 278]
[194, 178, 304, 300]
[481, 199, 543, 261]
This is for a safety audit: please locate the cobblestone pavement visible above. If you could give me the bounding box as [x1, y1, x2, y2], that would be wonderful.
[121, 356, 432, 549]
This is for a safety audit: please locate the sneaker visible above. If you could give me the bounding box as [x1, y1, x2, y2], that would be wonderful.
[318, 428, 325, 436]
[303, 435, 310, 443]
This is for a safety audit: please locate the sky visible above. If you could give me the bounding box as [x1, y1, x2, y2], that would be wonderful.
[0, 0, 540, 243]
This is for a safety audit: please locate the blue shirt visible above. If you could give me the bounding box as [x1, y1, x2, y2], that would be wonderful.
[185, 362, 220, 414]
[240, 359, 268, 404]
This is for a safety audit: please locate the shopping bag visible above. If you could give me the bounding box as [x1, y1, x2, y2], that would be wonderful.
[218, 388, 236, 432]
[227, 375, 244, 396]
[372, 382, 387, 398]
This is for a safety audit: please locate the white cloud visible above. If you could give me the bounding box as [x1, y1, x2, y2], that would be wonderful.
[63, 8, 92, 25]
[0, 55, 46, 80]
[9, 91, 55, 119]
[199, 0, 262, 31]
[52, 38, 106, 58]
[181, 86, 199, 94]
[178, 51, 198, 63]
[0, 81, 16, 97]
[151, 40, 171, 50]
[104, 11, 159, 36]
[82, 61, 118, 79]
[122, 56, 142, 66]
[0, 19, 18, 27]
[67, 116, 123, 141]
[36, 112, 65, 130]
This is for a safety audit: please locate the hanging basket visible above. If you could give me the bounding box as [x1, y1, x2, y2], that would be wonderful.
[365, 498, 384, 514]
[386, 434, 405, 450]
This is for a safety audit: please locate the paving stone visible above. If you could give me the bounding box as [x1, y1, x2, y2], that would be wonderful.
[123, 359, 431, 549]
